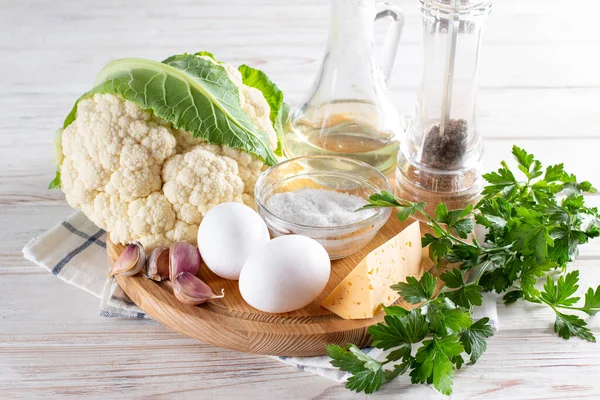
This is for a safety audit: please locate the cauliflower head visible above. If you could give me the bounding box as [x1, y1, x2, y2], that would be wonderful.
[60, 59, 277, 251]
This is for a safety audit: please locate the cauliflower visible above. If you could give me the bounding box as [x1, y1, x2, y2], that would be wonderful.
[59, 55, 279, 250]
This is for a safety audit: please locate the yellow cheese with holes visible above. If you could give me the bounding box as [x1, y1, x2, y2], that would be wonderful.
[321, 221, 424, 319]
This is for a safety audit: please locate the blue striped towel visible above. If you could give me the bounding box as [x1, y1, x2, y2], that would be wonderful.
[22, 211, 499, 382]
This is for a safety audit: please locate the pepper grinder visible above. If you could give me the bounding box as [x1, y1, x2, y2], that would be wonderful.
[396, 0, 492, 213]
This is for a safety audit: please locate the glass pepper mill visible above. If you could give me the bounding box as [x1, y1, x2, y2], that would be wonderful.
[396, 0, 492, 213]
[283, 0, 405, 175]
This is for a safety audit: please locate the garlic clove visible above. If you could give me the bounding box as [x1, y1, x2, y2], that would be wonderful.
[173, 271, 224, 305]
[169, 242, 201, 280]
[108, 242, 146, 277]
[146, 246, 170, 281]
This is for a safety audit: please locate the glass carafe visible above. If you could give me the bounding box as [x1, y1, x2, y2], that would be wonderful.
[283, 0, 404, 175]
[396, 0, 492, 214]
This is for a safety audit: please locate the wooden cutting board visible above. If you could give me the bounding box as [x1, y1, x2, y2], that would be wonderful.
[110, 216, 436, 357]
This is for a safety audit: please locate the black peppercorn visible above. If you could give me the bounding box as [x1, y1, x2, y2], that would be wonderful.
[421, 118, 468, 170]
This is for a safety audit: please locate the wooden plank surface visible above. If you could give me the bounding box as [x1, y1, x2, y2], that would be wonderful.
[2, 0, 600, 398]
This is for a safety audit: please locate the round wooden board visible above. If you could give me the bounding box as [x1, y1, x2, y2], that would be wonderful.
[110, 216, 434, 356]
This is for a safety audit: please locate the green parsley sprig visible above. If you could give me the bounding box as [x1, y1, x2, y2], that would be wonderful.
[327, 146, 600, 395]
[328, 269, 493, 395]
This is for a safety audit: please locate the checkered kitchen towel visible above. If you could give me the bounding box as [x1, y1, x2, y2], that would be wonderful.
[22, 211, 499, 382]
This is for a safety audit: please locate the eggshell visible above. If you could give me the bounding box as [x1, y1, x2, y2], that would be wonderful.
[198, 202, 269, 280]
[239, 235, 331, 313]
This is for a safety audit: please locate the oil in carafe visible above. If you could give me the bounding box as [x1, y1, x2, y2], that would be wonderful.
[282, 0, 405, 175]
[283, 100, 400, 175]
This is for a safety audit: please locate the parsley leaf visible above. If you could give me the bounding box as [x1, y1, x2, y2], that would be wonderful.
[540, 271, 580, 307]
[554, 312, 596, 343]
[518, 259, 556, 299]
[435, 203, 450, 221]
[544, 163, 565, 182]
[445, 284, 484, 309]
[382, 305, 409, 317]
[509, 208, 554, 263]
[396, 202, 426, 221]
[582, 286, 600, 316]
[440, 268, 464, 288]
[442, 308, 473, 334]
[361, 191, 400, 209]
[362, 192, 425, 221]
[453, 218, 475, 239]
[327, 344, 378, 374]
[327, 344, 384, 394]
[369, 310, 428, 351]
[440, 268, 483, 308]
[383, 361, 411, 382]
[512, 145, 535, 171]
[410, 335, 464, 395]
[435, 204, 474, 239]
[423, 298, 448, 333]
[479, 267, 513, 293]
[482, 161, 518, 199]
[503, 289, 522, 304]
[460, 318, 494, 364]
[391, 272, 437, 304]
[513, 145, 542, 181]
[422, 235, 453, 265]
[346, 369, 384, 394]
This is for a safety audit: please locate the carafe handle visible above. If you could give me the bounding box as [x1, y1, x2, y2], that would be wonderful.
[374, 1, 404, 82]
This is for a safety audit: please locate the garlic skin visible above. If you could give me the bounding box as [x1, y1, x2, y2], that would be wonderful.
[173, 272, 225, 305]
[146, 246, 170, 281]
[169, 242, 201, 280]
[108, 242, 146, 277]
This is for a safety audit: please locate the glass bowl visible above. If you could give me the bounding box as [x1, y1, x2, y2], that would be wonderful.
[254, 156, 392, 260]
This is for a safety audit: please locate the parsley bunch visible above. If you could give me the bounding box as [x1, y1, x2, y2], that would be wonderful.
[327, 146, 600, 395]
[328, 270, 493, 395]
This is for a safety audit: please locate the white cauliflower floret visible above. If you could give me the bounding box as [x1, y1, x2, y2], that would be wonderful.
[166, 221, 199, 243]
[105, 165, 162, 202]
[162, 145, 245, 223]
[92, 192, 130, 241]
[128, 192, 176, 239]
[239, 86, 277, 149]
[174, 130, 266, 207]
[61, 158, 96, 215]
[221, 146, 266, 205]
[91, 189, 177, 247]
[138, 235, 172, 251]
[59, 60, 277, 250]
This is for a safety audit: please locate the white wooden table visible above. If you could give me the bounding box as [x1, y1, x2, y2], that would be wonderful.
[2, 0, 600, 398]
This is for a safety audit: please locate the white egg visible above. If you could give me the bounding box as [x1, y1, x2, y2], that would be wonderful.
[198, 202, 270, 280]
[239, 235, 331, 313]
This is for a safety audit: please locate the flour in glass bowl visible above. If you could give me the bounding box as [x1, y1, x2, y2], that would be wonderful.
[265, 188, 377, 227]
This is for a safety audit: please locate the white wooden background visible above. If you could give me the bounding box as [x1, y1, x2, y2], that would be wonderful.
[2, 0, 600, 398]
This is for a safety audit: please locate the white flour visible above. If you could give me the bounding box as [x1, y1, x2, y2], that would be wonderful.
[265, 188, 376, 227]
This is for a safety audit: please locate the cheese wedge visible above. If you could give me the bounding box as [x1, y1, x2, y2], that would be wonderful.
[321, 221, 424, 319]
